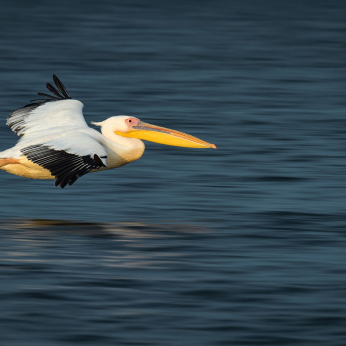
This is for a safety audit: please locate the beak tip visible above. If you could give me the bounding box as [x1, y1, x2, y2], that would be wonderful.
[212, 144, 217, 149]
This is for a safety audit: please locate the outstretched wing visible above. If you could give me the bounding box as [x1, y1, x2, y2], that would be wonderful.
[21, 136, 107, 188]
[7, 75, 108, 188]
[7, 75, 88, 137]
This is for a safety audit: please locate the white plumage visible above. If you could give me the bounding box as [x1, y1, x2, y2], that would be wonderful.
[0, 75, 215, 188]
[4, 100, 107, 160]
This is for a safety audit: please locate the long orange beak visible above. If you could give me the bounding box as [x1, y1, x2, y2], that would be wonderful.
[116, 121, 216, 148]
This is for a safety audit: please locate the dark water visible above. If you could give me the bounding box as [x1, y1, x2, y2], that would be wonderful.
[1, 1, 346, 345]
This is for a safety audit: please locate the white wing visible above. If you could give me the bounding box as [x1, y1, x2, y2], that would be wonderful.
[7, 99, 89, 137]
[6, 75, 108, 188]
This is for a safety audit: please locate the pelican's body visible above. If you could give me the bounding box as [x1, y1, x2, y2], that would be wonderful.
[0, 75, 215, 188]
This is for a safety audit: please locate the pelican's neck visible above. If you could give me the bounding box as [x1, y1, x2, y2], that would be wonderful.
[99, 125, 145, 163]
[100, 125, 140, 148]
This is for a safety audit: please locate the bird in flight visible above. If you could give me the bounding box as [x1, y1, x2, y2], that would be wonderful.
[0, 75, 216, 188]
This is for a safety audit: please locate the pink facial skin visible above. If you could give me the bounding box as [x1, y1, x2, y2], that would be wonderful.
[125, 117, 140, 128]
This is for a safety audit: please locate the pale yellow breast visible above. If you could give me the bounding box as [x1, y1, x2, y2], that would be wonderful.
[0, 156, 54, 180]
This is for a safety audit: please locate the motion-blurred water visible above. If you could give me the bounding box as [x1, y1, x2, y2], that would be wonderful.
[1, 1, 346, 345]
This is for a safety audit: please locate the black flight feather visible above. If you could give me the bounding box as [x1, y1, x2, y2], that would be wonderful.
[46, 83, 63, 99]
[94, 154, 106, 167]
[7, 75, 74, 136]
[53, 74, 71, 99]
[37, 92, 61, 100]
[21, 145, 105, 188]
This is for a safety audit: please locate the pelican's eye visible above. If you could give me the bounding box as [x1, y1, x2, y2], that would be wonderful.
[126, 118, 139, 127]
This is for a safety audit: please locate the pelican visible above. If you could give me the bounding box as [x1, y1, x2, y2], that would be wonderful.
[0, 75, 216, 188]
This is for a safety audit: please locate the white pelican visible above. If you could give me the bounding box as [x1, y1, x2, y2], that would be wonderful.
[0, 75, 216, 188]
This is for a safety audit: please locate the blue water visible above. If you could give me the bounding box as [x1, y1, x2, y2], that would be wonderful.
[1, 1, 346, 345]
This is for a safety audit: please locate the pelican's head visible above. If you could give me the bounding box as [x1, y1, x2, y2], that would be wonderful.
[92, 116, 216, 148]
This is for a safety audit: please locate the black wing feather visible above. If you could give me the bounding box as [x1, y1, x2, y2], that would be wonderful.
[37, 92, 61, 100]
[7, 75, 72, 136]
[7, 105, 40, 136]
[21, 144, 104, 188]
[46, 83, 64, 99]
[53, 74, 71, 99]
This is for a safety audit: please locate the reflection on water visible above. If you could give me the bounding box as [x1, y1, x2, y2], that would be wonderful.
[1, 220, 217, 345]
[1, 218, 210, 236]
[1, 218, 346, 345]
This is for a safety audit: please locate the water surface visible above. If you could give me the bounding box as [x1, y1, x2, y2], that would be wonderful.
[0, 1, 346, 345]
